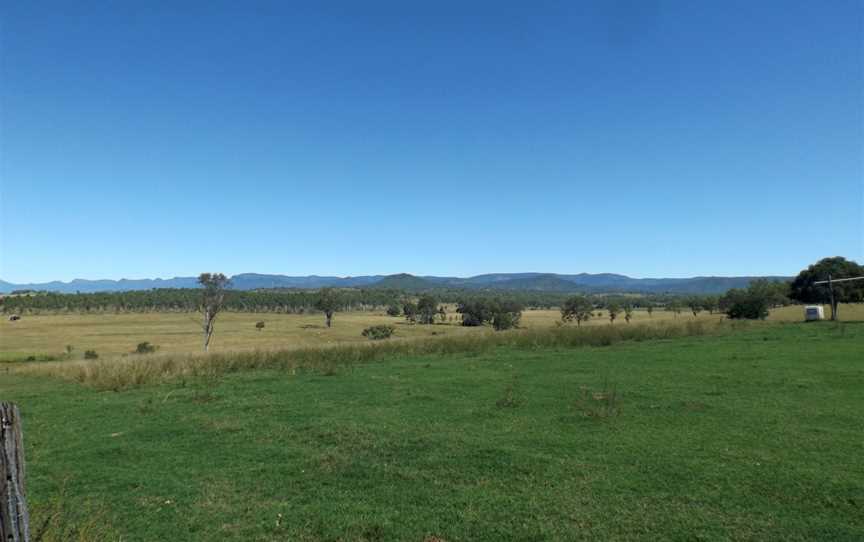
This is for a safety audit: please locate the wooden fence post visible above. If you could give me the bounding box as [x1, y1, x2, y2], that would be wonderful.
[1, 402, 30, 542]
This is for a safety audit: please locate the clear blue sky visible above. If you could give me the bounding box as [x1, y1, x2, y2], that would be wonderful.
[1, 1, 862, 283]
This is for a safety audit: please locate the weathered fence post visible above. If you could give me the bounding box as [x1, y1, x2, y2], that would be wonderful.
[1, 402, 30, 542]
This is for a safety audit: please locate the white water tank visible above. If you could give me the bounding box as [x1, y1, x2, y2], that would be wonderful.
[804, 305, 824, 321]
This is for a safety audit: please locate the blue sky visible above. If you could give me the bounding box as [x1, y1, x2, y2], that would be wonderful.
[1, 1, 862, 283]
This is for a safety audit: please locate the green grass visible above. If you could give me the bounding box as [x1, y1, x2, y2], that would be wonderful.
[1, 322, 862, 540]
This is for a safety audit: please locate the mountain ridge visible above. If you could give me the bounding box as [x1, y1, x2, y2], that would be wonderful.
[0, 272, 790, 295]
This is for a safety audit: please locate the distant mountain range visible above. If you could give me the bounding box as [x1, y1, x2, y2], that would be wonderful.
[0, 272, 790, 295]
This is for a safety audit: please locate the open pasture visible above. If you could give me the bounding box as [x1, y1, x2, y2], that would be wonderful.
[0, 321, 861, 540]
[2, 304, 863, 362]
[0, 308, 660, 361]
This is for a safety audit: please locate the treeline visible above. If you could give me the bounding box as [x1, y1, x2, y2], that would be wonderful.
[0, 285, 794, 316]
[0, 288, 583, 314]
[0, 288, 404, 314]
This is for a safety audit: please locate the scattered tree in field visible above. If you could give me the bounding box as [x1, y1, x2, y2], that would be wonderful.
[417, 295, 439, 325]
[386, 304, 401, 317]
[256, 321, 265, 331]
[687, 297, 702, 318]
[84, 349, 98, 359]
[623, 303, 634, 323]
[645, 303, 654, 317]
[702, 296, 720, 315]
[763, 281, 791, 307]
[199, 272, 230, 352]
[667, 300, 682, 318]
[491, 300, 522, 330]
[437, 306, 447, 322]
[403, 301, 418, 323]
[314, 288, 340, 328]
[790, 257, 864, 321]
[607, 301, 621, 324]
[458, 299, 493, 326]
[561, 295, 593, 327]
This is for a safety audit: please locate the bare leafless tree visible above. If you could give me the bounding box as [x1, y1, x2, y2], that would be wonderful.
[199, 273, 230, 352]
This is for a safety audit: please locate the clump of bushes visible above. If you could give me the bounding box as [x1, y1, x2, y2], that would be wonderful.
[457, 298, 522, 330]
[721, 279, 783, 320]
[84, 350, 99, 360]
[135, 342, 158, 354]
[362, 325, 395, 340]
[256, 321, 266, 331]
[386, 304, 401, 317]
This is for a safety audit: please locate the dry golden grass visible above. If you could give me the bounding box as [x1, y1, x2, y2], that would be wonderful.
[2, 304, 861, 362]
[0, 310, 475, 360]
[0, 307, 657, 360]
[14, 319, 722, 390]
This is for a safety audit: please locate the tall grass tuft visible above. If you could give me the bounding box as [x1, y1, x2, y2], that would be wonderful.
[16, 320, 727, 391]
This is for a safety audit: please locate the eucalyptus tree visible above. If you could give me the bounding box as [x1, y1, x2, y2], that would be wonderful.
[686, 297, 702, 318]
[560, 295, 593, 327]
[403, 301, 418, 323]
[607, 301, 621, 324]
[417, 295, 439, 325]
[314, 288, 340, 328]
[199, 273, 230, 352]
[624, 303, 634, 323]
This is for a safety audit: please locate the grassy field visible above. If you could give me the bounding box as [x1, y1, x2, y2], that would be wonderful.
[3, 304, 862, 362]
[0, 321, 862, 540]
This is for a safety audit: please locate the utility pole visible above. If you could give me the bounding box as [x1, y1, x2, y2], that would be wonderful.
[813, 275, 864, 321]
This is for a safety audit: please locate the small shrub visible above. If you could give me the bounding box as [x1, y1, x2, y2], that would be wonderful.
[65, 344, 75, 356]
[192, 374, 220, 403]
[135, 342, 157, 354]
[362, 325, 395, 340]
[496, 376, 523, 408]
[574, 380, 620, 418]
[255, 321, 266, 331]
[84, 350, 99, 360]
[386, 305, 401, 317]
[492, 310, 521, 331]
[11, 353, 58, 363]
